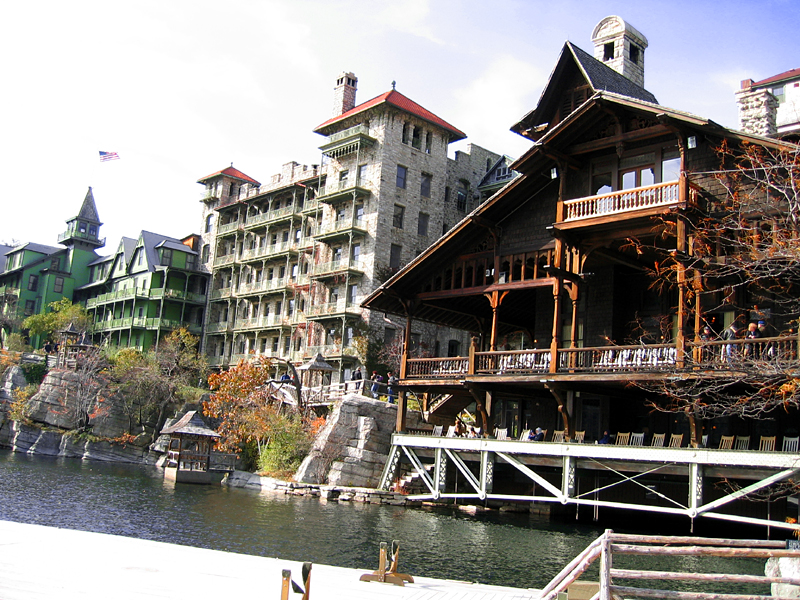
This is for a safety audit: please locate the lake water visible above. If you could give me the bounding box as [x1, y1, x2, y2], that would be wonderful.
[0, 449, 769, 592]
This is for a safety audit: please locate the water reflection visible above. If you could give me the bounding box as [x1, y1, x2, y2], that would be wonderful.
[0, 450, 768, 592]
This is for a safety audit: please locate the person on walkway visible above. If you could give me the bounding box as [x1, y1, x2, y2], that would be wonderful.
[720, 322, 739, 362]
[386, 371, 398, 404]
[370, 371, 382, 399]
[351, 367, 362, 392]
[744, 321, 762, 359]
[530, 427, 544, 441]
[598, 430, 612, 444]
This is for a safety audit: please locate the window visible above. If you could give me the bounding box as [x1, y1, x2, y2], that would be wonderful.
[276, 300, 282, 315]
[447, 339, 461, 357]
[137, 249, 144, 266]
[358, 164, 368, 185]
[272, 337, 279, 352]
[772, 86, 785, 103]
[332, 247, 343, 264]
[420, 173, 432, 198]
[402, 123, 410, 144]
[603, 42, 614, 61]
[629, 44, 640, 65]
[396, 165, 407, 189]
[351, 243, 361, 264]
[279, 265, 286, 279]
[161, 248, 173, 266]
[425, 132, 432, 154]
[291, 263, 298, 280]
[336, 207, 346, 223]
[344, 326, 354, 347]
[456, 182, 468, 211]
[339, 170, 349, 188]
[411, 126, 421, 150]
[444, 186, 451, 203]
[348, 284, 358, 304]
[54, 277, 64, 294]
[390, 244, 402, 270]
[410, 333, 421, 353]
[201, 244, 210, 262]
[661, 148, 681, 183]
[79, 222, 87, 233]
[355, 203, 364, 225]
[205, 214, 214, 233]
[24, 300, 35, 315]
[418, 212, 429, 236]
[284, 337, 291, 353]
[89, 225, 97, 237]
[27, 274, 38, 291]
[186, 254, 196, 271]
[393, 204, 405, 229]
[50, 258, 60, 271]
[384, 328, 396, 345]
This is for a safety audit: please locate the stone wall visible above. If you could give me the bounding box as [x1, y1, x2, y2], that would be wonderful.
[294, 394, 424, 488]
[736, 87, 778, 138]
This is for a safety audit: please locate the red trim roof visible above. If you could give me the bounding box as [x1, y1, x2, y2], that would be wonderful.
[752, 68, 800, 88]
[197, 166, 260, 185]
[314, 89, 466, 141]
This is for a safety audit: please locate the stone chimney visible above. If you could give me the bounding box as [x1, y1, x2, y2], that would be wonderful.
[332, 72, 358, 117]
[736, 79, 778, 137]
[591, 16, 648, 88]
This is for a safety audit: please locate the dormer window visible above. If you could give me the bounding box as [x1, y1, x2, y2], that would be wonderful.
[79, 222, 87, 233]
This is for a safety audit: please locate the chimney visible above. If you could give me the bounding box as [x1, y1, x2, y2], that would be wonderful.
[591, 16, 648, 88]
[332, 72, 358, 117]
[736, 86, 778, 137]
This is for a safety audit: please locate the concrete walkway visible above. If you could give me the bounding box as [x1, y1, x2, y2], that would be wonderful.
[0, 520, 540, 600]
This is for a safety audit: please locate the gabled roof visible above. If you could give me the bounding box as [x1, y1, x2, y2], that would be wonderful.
[511, 41, 658, 138]
[7, 242, 62, 256]
[160, 411, 220, 438]
[75, 187, 102, 224]
[313, 89, 466, 141]
[156, 239, 198, 255]
[477, 155, 519, 189]
[751, 68, 800, 88]
[197, 165, 260, 186]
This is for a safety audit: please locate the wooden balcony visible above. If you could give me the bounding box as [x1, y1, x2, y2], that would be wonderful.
[403, 336, 799, 381]
[560, 180, 699, 225]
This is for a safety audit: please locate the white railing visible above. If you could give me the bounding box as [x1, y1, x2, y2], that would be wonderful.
[563, 181, 698, 221]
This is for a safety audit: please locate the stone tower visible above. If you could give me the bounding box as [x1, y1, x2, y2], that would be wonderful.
[332, 72, 358, 117]
[591, 16, 648, 88]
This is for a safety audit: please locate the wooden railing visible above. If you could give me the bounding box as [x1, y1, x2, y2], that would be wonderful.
[562, 181, 699, 222]
[402, 336, 799, 380]
[540, 530, 800, 600]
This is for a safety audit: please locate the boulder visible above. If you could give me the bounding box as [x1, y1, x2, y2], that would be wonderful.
[766, 556, 800, 598]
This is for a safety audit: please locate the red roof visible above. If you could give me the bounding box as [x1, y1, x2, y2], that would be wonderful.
[752, 68, 800, 88]
[197, 166, 260, 186]
[314, 89, 466, 141]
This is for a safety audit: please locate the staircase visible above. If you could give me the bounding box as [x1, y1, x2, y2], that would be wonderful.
[395, 463, 434, 495]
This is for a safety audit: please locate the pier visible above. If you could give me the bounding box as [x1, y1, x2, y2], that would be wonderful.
[0, 520, 539, 600]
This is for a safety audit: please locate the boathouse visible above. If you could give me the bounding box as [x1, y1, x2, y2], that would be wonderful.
[364, 17, 800, 531]
[161, 411, 233, 484]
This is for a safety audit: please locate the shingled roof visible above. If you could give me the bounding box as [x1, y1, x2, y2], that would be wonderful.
[314, 89, 466, 141]
[197, 165, 260, 186]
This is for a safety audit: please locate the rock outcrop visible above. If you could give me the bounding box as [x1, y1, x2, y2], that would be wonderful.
[294, 394, 424, 488]
[766, 557, 800, 598]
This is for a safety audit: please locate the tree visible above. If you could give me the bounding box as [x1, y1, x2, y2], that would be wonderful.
[23, 298, 91, 343]
[634, 141, 800, 427]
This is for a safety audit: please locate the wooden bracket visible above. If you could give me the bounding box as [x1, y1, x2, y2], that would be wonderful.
[359, 541, 414, 586]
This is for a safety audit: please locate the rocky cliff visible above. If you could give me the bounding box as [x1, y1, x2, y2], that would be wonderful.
[294, 394, 425, 488]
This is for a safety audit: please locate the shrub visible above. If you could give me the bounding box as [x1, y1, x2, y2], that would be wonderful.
[9, 383, 38, 422]
[257, 413, 313, 477]
[20, 361, 48, 384]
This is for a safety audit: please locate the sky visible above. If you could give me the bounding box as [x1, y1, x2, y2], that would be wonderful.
[2, 0, 798, 253]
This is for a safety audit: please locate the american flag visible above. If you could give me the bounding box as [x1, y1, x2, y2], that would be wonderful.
[99, 151, 120, 162]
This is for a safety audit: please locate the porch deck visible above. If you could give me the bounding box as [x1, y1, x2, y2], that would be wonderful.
[404, 336, 798, 382]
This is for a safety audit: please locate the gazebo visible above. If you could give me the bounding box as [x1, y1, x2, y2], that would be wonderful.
[160, 411, 227, 484]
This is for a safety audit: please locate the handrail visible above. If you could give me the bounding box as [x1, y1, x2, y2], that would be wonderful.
[539, 530, 800, 600]
[562, 181, 700, 222]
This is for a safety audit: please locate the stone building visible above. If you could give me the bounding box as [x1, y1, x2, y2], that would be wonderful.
[737, 68, 800, 140]
[198, 75, 514, 380]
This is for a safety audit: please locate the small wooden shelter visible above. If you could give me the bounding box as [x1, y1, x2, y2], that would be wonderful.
[161, 411, 224, 484]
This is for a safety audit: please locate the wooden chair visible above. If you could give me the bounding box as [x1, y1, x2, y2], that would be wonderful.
[783, 436, 799, 452]
[446, 425, 457, 438]
[615, 432, 631, 445]
[432, 425, 443, 437]
[759, 436, 776, 451]
[668, 433, 683, 448]
[518, 429, 531, 441]
[551, 430, 565, 443]
[735, 436, 750, 450]
[573, 431, 586, 443]
[701, 434, 709, 447]
[650, 433, 665, 447]
[494, 428, 508, 440]
[718, 435, 735, 450]
[630, 432, 645, 446]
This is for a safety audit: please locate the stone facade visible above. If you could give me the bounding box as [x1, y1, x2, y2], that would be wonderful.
[737, 70, 800, 139]
[198, 76, 510, 381]
[736, 87, 779, 137]
[591, 16, 648, 88]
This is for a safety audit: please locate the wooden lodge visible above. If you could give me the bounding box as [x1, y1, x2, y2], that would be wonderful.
[364, 17, 800, 531]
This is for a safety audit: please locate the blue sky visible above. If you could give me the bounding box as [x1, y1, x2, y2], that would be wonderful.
[2, 0, 797, 250]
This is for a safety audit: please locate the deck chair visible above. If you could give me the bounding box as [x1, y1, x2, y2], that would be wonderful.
[668, 433, 683, 448]
[650, 433, 665, 447]
[519, 429, 531, 441]
[783, 436, 799, 452]
[615, 432, 631, 445]
[735, 436, 750, 450]
[702, 434, 709, 447]
[630, 432, 645, 446]
[494, 428, 508, 440]
[551, 430, 565, 443]
[446, 425, 457, 438]
[718, 435, 734, 450]
[759, 436, 776, 451]
[573, 431, 586, 443]
[432, 425, 443, 437]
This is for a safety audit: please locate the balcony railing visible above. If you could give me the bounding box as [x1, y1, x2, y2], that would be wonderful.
[213, 254, 236, 267]
[403, 336, 799, 380]
[312, 259, 364, 277]
[244, 206, 294, 228]
[217, 221, 241, 235]
[562, 181, 699, 222]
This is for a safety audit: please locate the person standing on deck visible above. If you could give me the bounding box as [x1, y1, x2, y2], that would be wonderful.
[721, 322, 739, 362]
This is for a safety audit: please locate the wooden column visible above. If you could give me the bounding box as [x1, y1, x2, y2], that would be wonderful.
[675, 218, 687, 368]
[484, 291, 508, 352]
[546, 384, 572, 440]
[550, 162, 567, 373]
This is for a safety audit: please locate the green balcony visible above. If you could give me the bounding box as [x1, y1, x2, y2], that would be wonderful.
[319, 124, 376, 159]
